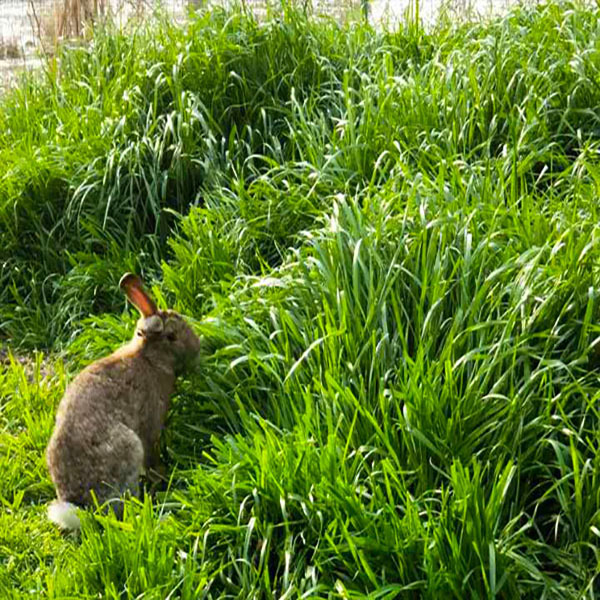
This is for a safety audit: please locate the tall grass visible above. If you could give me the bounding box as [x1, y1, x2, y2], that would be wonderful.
[1, 1, 600, 597]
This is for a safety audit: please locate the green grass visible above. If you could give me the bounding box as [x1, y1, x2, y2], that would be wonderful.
[2, 0, 600, 597]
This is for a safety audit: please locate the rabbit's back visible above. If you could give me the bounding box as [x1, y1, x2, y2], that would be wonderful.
[52, 346, 145, 432]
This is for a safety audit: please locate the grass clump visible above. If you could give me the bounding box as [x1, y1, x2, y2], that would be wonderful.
[2, 0, 600, 597]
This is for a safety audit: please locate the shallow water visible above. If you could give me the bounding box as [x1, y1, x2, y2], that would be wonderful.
[0, 0, 525, 45]
[369, 0, 519, 24]
[0, 0, 186, 86]
[0, 0, 528, 88]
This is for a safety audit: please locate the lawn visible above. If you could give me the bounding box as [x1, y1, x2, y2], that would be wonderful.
[1, 1, 600, 597]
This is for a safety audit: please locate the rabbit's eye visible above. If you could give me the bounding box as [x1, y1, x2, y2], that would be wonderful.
[167, 332, 177, 342]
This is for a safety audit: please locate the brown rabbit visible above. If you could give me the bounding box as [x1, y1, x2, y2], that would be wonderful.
[46, 273, 201, 529]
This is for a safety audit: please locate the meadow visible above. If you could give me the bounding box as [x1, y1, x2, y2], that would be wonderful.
[1, 0, 600, 597]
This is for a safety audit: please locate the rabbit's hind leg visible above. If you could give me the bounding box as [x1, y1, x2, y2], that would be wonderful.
[94, 422, 145, 518]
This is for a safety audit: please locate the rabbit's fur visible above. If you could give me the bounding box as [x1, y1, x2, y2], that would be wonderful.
[46, 274, 201, 529]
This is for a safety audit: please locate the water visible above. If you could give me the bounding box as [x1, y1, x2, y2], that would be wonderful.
[0, 0, 527, 88]
[369, 0, 519, 24]
[0, 1, 186, 86]
[0, 0, 526, 45]
[0, 1, 37, 49]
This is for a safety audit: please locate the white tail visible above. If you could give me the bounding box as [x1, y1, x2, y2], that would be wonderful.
[47, 500, 81, 530]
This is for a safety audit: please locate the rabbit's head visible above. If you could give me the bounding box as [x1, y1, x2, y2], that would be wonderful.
[120, 274, 201, 372]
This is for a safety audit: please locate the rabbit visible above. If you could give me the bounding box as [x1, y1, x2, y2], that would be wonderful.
[46, 273, 201, 530]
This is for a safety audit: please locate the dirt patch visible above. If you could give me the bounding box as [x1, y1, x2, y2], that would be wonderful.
[0, 347, 57, 382]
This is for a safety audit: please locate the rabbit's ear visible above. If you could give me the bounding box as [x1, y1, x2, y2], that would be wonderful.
[119, 273, 157, 317]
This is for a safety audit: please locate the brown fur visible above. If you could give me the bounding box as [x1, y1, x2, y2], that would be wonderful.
[46, 278, 201, 515]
